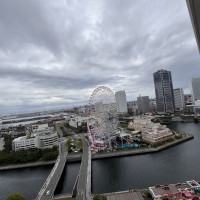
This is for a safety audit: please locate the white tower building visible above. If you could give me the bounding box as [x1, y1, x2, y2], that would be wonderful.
[173, 88, 185, 109]
[115, 91, 128, 113]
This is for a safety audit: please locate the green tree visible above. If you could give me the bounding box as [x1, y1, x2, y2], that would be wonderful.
[7, 193, 25, 200]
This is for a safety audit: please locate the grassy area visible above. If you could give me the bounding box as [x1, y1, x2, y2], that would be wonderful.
[67, 139, 83, 154]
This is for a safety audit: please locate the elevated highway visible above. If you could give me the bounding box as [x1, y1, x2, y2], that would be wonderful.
[35, 138, 67, 200]
[72, 138, 91, 200]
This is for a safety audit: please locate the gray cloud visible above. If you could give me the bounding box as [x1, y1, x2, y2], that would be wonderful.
[0, 0, 199, 114]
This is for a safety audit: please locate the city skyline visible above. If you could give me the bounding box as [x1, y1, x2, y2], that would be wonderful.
[0, 0, 200, 114]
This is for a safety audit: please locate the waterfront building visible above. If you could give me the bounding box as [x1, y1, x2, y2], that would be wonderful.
[191, 78, 200, 102]
[187, 180, 200, 192]
[142, 125, 173, 145]
[137, 95, 150, 114]
[149, 182, 197, 200]
[194, 100, 200, 115]
[183, 105, 194, 115]
[133, 117, 173, 144]
[115, 91, 128, 113]
[173, 88, 185, 109]
[0, 137, 5, 151]
[186, 0, 200, 54]
[134, 118, 159, 132]
[153, 69, 175, 113]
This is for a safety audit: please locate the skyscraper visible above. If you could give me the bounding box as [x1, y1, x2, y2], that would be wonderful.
[191, 78, 200, 102]
[173, 88, 185, 109]
[115, 91, 128, 113]
[137, 95, 150, 114]
[153, 69, 175, 113]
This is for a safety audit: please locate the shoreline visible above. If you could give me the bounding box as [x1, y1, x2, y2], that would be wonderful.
[0, 134, 194, 171]
[67, 134, 194, 161]
[0, 160, 56, 171]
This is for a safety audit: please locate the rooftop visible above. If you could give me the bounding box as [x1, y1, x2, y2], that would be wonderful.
[107, 191, 144, 200]
[13, 136, 27, 142]
[150, 184, 179, 196]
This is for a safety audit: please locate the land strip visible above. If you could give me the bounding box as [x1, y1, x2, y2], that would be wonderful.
[0, 134, 193, 171]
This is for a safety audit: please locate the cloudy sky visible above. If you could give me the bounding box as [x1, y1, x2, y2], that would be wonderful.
[0, 0, 200, 115]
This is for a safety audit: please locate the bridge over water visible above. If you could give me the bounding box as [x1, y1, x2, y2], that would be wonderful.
[35, 127, 91, 200]
[35, 138, 67, 200]
[72, 138, 91, 200]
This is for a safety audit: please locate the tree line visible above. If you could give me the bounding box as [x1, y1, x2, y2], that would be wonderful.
[0, 146, 58, 166]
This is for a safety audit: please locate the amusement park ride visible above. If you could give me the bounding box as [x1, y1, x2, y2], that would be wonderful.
[87, 86, 140, 151]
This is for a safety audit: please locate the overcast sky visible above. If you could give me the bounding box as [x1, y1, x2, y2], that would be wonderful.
[0, 0, 200, 115]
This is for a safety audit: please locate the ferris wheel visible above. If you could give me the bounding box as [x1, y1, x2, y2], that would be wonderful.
[88, 86, 118, 150]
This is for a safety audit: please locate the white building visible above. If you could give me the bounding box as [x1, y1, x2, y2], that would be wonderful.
[69, 116, 89, 128]
[142, 126, 173, 144]
[191, 78, 200, 102]
[0, 138, 5, 151]
[35, 131, 58, 149]
[32, 123, 48, 132]
[134, 118, 173, 144]
[12, 126, 58, 151]
[173, 88, 185, 109]
[115, 91, 128, 113]
[134, 118, 159, 132]
[12, 136, 36, 151]
[149, 183, 194, 200]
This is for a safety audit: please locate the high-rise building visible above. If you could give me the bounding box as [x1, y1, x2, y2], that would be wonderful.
[191, 78, 200, 102]
[186, 0, 200, 54]
[153, 69, 175, 113]
[137, 95, 150, 114]
[115, 91, 128, 113]
[173, 88, 185, 109]
[127, 101, 138, 115]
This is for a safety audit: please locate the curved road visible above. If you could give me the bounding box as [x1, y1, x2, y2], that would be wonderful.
[76, 138, 91, 200]
[35, 138, 67, 200]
